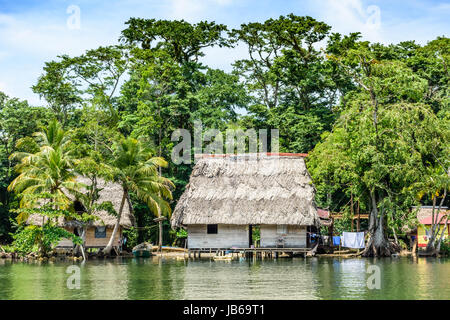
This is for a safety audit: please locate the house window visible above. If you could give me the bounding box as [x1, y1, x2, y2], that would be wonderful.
[207, 224, 218, 234]
[277, 225, 287, 235]
[95, 226, 106, 238]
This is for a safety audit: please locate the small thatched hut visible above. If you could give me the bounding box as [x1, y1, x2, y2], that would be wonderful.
[171, 153, 319, 249]
[27, 176, 134, 249]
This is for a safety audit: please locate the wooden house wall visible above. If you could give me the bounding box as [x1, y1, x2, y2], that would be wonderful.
[417, 224, 449, 248]
[85, 227, 122, 248]
[260, 225, 307, 248]
[187, 224, 249, 249]
[56, 227, 122, 248]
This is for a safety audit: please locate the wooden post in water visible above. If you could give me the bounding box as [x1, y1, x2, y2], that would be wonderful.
[154, 216, 167, 255]
[351, 192, 354, 232]
[357, 201, 361, 232]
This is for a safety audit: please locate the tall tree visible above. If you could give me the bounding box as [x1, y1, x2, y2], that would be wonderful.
[0, 93, 52, 241]
[7, 120, 80, 222]
[309, 38, 449, 256]
[120, 18, 229, 64]
[232, 15, 341, 152]
[103, 137, 174, 255]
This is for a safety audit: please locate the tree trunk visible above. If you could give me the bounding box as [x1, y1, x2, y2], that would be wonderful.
[350, 192, 354, 232]
[436, 215, 449, 252]
[426, 188, 447, 255]
[362, 191, 394, 257]
[425, 197, 439, 254]
[356, 201, 361, 232]
[74, 226, 87, 260]
[104, 190, 127, 256]
[158, 220, 163, 252]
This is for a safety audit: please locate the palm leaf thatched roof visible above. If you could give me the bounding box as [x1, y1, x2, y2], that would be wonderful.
[27, 176, 134, 228]
[171, 153, 319, 228]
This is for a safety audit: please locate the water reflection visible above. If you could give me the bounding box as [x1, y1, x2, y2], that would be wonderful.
[0, 256, 448, 300]
[183, 258, 318, 299]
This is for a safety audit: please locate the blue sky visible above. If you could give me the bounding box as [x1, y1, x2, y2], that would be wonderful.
[0, 0, 449, 105]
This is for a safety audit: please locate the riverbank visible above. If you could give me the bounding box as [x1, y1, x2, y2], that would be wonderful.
[1, 245, 446, 261]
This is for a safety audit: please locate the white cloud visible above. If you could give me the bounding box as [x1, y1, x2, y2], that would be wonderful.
[170, 0, 204, 20]
[308, 0, 448, 45]
[169, 0, 234, 20]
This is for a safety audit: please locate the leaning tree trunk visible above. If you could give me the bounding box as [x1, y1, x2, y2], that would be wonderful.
[436, 215, 449, 252]
[425, 197, 438, 254]
[74, 226, 87, 261]
[425, 188, 447, 255]
[104, 190, 127, 256]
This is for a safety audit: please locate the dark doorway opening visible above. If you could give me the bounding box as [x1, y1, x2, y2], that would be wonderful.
[249, 225, 260, 248]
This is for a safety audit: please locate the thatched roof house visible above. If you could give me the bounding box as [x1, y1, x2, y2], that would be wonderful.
[28, 176, 134, 228]
[28, 176, 134, 249]
[172, 153, 319, 249]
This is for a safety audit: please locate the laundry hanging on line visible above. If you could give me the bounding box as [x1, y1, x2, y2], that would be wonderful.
[332, 236, 341, 246]
[341, 232, 365, 249]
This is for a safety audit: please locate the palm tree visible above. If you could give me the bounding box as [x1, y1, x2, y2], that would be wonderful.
[8, 120, 80, 223]
[103, 137, 174, 256]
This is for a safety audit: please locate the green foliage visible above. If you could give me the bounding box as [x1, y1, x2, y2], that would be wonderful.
[111, 137, 174, 217]
[0, 16, 448, 256]
[0, 93, 53, 241]
[12, 223, 82, 256]
[121, 18, 229, 63]
[175, 228, 187, 239]
[8, 120, 81, 218]
[122, 227, 138, 250]
[440, 239, 450, 255]
[309, 37, 449, 254]
[332, 218, 353, 235]
[231, 14, 342, 153]
[0, 244, 16, 253]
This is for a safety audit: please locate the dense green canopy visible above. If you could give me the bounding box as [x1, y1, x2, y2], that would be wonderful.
[1, 15, 448, 255]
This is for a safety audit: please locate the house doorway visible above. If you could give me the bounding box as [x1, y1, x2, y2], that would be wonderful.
[249, 225, 260, 248]
[307, 225, 319, 248]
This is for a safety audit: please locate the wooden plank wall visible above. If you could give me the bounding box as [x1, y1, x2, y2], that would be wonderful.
[85, 227, 121, 248]
[260, 225, 306, 248]
[56, 227, 122, 248]
[187, 224, 249, 249]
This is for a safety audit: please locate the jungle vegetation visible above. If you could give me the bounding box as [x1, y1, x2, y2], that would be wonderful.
[0, 15, 448, 256]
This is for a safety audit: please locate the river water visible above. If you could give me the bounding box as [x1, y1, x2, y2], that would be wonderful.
[0, 256, 448, 300]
